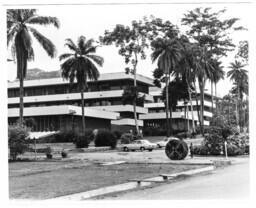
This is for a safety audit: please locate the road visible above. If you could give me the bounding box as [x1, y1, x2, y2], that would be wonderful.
[101, 158, 249, 200]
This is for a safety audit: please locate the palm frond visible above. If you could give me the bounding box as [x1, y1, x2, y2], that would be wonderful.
[7, 23, 21, 46]
[26, 16, 60, 28]
[65, 38, 78, 53]
[28, 27, 57, 58]
[59, 53, 74, 61]
[86, 54, 104, 67]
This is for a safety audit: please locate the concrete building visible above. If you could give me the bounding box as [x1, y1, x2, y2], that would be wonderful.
[8, 72, 154, 133]
[140, 87, 216, 133]
[8, 72, 216, 134]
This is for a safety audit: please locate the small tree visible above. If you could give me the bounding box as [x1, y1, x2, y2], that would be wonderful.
[8, 124, 29, 160]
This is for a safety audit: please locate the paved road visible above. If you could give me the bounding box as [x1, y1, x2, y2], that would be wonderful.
[102, 159, 249, 200]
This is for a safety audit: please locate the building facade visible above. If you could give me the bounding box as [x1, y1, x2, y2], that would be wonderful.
[8, 72, 154, 133]
[140, 87, 216, 133]
[8, 72, 217, 134]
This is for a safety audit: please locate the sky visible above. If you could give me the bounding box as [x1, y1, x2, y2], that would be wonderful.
[6, 2, 250, 97]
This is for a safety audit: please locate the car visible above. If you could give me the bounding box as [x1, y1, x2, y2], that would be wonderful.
[121, 139, 157, 152]
[156, 137, 179, 148]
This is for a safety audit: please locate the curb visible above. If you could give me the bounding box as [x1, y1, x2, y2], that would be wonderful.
[50, 165, 215, 200]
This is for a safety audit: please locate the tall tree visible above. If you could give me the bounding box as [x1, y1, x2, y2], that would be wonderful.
[161, 77, 189, 134]
[100, 21, 148, 135]
[182, 7, 243, 134]
[151, 38, 183, 136]
[227, 60, 248, 131]
[7, 9, 60, 125]
[59, 36, 103, 134]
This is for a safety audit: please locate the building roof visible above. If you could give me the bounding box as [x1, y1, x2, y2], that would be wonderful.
[8, 72, 154, 88]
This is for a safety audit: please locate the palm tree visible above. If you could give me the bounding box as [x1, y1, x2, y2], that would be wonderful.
[227, 60, 248, 131]
[7, 9, 60, 125]
[59, 36, 104, 134]
[192, 45, 214, 135]
[151, 38, 182, 136]
[210, 59, 225, 114]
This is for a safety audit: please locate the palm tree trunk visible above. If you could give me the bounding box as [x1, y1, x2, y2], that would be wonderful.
[215, 83, 218, 115]
[193, 80, 201, 132]
[236, 86, 240, 132]
[186, 78, 195, 132]
[169, 105, 173, 136]
[199, 80, 205, 136]
[211, 81, 214, 114]
[19, 74, 24, 126]
[165, 74, 170, 137]
[80, 88, 86, 134]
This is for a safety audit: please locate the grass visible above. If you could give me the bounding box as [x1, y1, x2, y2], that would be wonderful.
[9, 160, 205, 199]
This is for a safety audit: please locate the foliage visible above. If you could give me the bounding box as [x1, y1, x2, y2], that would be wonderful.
[61, 150, 68, 158]
[55, 130, 77, 143]
[7, 9, 59, 124]
[94, 130, 117, 149]
[8, 124, 29, 160]
[193, 125, 248, 156]
[45, 146, 53, 159]
[236, 40, 248, 64]
[120, 133, 135, 144]
[59, 36, 103, 133]
[73, 131, 93, 148]
[112, 131, 122, 140]
[122, 86, 145, 107]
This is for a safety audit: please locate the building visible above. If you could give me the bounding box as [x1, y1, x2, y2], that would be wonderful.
[8, 72, 154, 133]
[8, 72, 217, 134]
[140, 87, 216, 133]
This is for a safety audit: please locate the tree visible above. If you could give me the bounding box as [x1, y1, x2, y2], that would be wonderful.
[182, 7, 243, 134]
[100, 21, 149, 135]
[227, 60, 248, 131]
[59, 36, 103, 134]
[209, 59, 225, 113]
[162, 77, 189, 134]
[151, 38, 183, 136]
[7, 9, 60, 126]
[236, 40, 248, 65]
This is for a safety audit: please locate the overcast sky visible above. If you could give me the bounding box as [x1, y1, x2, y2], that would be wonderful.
[6, 2, 250, 96]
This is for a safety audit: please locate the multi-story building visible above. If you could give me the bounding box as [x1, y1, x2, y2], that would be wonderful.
[8, 72, 154, 133]
[7, 72, 217, 134]
[140, 87, 216, 133]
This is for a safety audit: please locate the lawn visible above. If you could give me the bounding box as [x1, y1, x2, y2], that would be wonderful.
[9, 160, 205, 199]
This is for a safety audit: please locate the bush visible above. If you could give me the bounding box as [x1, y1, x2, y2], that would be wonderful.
[45, 147, 53, 159]
[120, 133, 133, 144]
[54, 130, 76, 143]
[8, 124, 29, 161]
[112, 131, 122, 140]
[61, 150, 68, 158]
[94, 130, 117, 149]
[73, 130, 94, 148]
[192, 145, 209, 155]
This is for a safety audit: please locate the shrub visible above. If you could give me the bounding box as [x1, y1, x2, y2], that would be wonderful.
[74, 135, 90, 148]
[45, 147, 53, 159]
[94, 130, 117, 149]
[54, 130, 76, 143]
[112, 131, 122, 140]
[120, 133, 133, 144]
[8, 124, 29, 161]
[192, 145, 209, 155]
[61, 150, 68, 158]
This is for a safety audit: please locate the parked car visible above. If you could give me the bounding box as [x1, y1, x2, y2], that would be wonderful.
[121, 139, 157, 152]
[156, 137, 179, 148]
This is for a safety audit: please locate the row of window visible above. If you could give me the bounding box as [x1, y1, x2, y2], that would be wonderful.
[8, 80, 149, 98]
